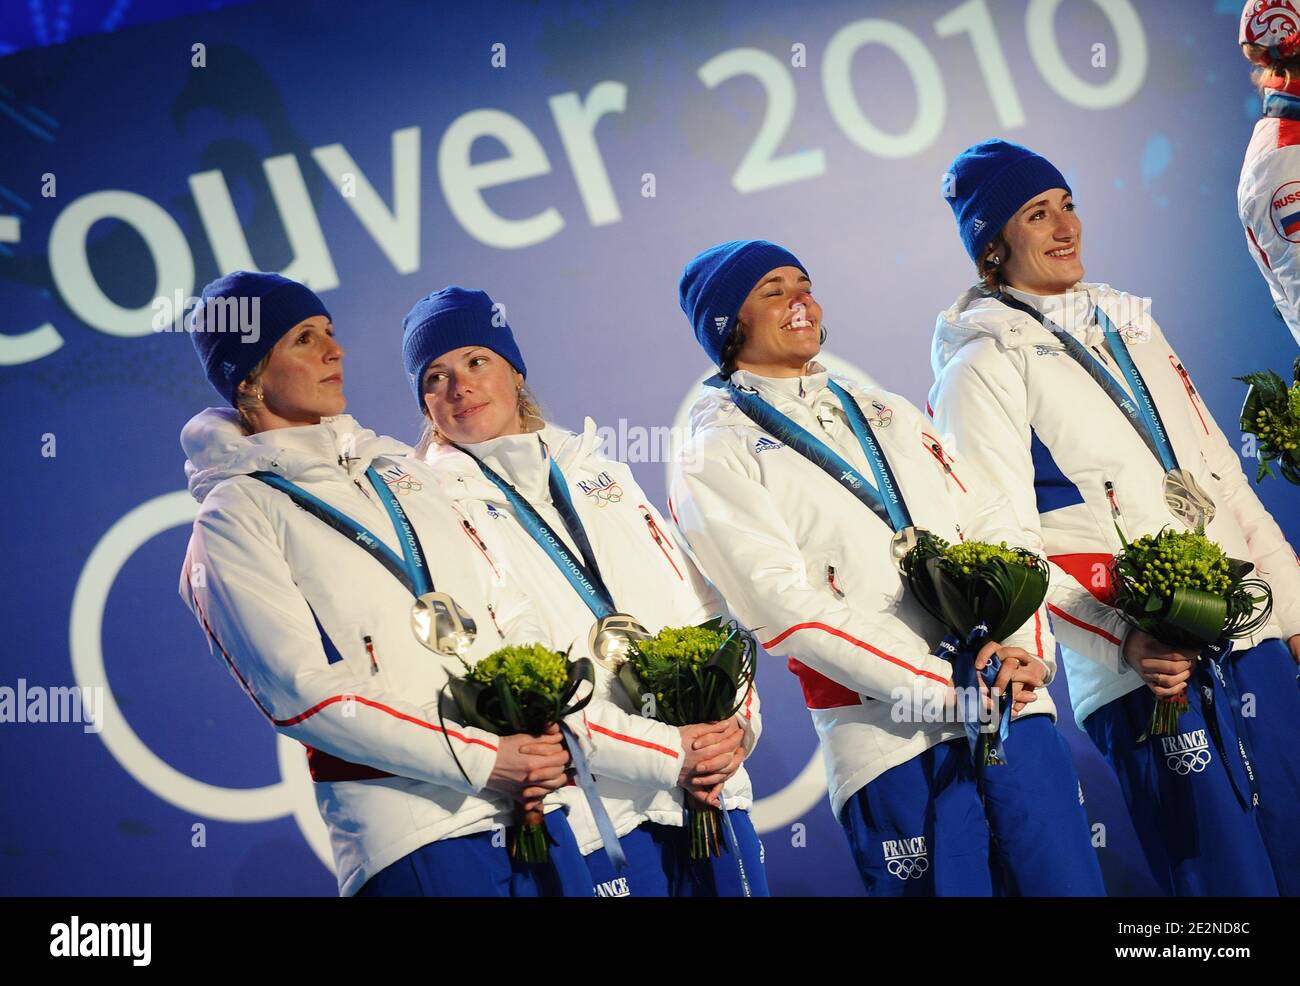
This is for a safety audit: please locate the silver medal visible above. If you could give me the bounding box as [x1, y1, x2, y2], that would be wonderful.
[889, 526, 924, 571]
[588, 613, 652, 671]
[411, 592, 478, 657]
[1162, 468, 1216, 531]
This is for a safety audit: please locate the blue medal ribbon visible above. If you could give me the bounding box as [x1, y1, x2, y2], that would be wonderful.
[936, 627, 1011, 766]
[559, 722, 629, 872]
[459, 442, 619, 622]
[459, 444, 633, 872]
[716, 790, 753, 897]
[716, 377, 913, 532]
[1197, 642, 1261, 812]
[996, 293, 1180, 474]
[252, 466, 432, 596]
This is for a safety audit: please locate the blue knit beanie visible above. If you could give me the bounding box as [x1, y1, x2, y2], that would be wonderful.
[401, 286, 527, 406]
[679, 239, 807, 367]
[944, 139, 1071, 262]
[189, 271, 330, 406]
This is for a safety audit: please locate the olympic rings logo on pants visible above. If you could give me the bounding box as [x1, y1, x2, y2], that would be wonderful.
[1165, 748, 1212, 775]
[885, 855, 929, 880]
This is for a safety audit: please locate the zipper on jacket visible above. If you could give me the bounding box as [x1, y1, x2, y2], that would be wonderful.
[638, 504, 684, 580]
[920, 431, 966, 492]
[1169, 356, 1209, 435]
[363, 634, 379, 675]
[486, 603, 504, 639]
[1103, 480, 1122, 519]
[459, 517, 501, 580]
[826, 564, 845, 598]
[1103, 479, 1130, 544]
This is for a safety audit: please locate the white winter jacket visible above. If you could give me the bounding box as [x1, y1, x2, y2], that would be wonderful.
[1238, 75, 1300, 348]
[930, 283, 1300, 727]
[423, 420, 759, 855]
[178, 408, 684, 893]
[669, 364, 1055, 820]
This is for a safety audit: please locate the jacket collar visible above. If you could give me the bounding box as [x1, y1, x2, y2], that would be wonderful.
[181, 407, 410, 502]
[729, 360, 830, 406]
[1001, 283, 1099, 339]
[460, 430, 552, 501]
[688, 361, 877, 437]
[424, 418, 600, 503]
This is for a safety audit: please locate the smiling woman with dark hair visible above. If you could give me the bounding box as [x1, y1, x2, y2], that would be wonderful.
[669, 239, 1101, 897]
[932, 138, 1300, 897]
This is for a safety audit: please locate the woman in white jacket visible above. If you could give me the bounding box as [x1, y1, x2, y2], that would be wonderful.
[932, 139, 1300, 896]
[178, 270, 586, 897]
[670, 239, 1102, 896]
[1237, 0, 1300, 347]
[400, 286, 766, 896]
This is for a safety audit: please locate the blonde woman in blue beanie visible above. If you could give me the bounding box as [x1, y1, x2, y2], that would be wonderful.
[670, 240, 1105, 896]
[178, 271, 592, 897]
[931, 139, 1300, 895]
[402, 286, 768, 897]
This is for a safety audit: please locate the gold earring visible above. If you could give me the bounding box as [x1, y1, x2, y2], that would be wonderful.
[256, 389, 265, 401]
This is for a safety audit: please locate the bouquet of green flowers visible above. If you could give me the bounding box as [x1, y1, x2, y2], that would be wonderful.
[447, 644, 594, 862]
[1109, 528, 1273, 735]
[899, 533, 1050, 765]
[617, 618, 757, 859]
[1237, 357, 1300, 485]
[900, 534, 1049, 642]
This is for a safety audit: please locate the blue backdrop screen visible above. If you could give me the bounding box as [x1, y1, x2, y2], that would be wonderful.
[1, 0, 1294, 896]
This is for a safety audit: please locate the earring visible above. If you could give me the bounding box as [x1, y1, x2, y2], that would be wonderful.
[989, 255, 1001, 265]
[256, 389, 265, 401]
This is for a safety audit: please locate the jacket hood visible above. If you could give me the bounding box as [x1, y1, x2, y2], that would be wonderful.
[930, 285, 1049, 378]
[686, 374, 739, 436]
[930, 281, 1154, 379]
[181, 407, 413, 502]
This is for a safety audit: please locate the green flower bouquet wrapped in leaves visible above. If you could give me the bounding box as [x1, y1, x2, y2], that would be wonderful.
[899, 533, 1050, 765]
[1110, 528, 1273, 735]
[617, 618, 757, 859]
[447, 644, 594, 862]
[899, 533, 1049, 643]
[1237, 356, 1300, 485]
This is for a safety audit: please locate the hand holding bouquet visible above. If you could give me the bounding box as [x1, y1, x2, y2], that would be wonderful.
[618, 618, 756, 859]
[1237, 356, 1300, 485]
[900, 532, 1050, 765]
[1110, 528, 1272, 735]
[447, 643, 594, 862]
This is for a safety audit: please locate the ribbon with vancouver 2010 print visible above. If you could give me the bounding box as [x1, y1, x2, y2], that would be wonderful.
[717, 376, 1050, 765]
